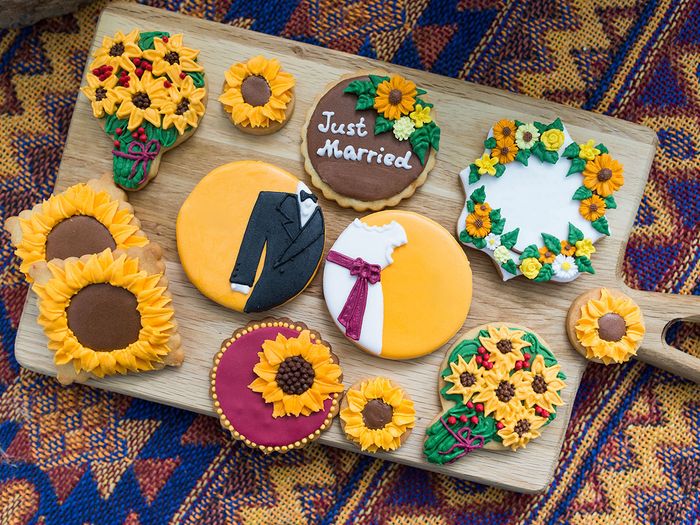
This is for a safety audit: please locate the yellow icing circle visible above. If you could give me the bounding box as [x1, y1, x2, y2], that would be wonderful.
[176, 161, 322, 312]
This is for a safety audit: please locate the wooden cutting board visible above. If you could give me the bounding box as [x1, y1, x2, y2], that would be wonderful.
[14, 2, 700, 493]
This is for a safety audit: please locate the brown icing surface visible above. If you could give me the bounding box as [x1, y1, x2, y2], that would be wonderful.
[306, 77, 428, 201]
[67, 283, 141, 351]
[597, 313, 626, 342]
[361, 399, 394, 429]
[45, 215, 116, 261]
[241, 75, 271, 107]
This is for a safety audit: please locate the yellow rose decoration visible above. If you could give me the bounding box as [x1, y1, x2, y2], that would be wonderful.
[578, 139, 601, 161]
[520, 257, 542, 279]
[541, 129, 565, 151]
[575, 238, 596, 258]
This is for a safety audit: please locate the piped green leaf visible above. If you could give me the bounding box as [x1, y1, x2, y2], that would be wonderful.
[484, 136, 497, 149]
[502, 259, 518, 275]
[520, 244, 540, 261]
[562, 142, 580, 159]
[596, 143, 608, 154]
[542, 233, 561, 254]
[567, 157, 586, 176]
[459, 230, 473, 244]
[491, 218, 505, 235]
[572, 186, 593, 200]
[549, 118, 564, 131]
[466, 200, 475, 213]
[138, 31, 170, 50]
[355, 93, 375, 111]
[368, 74, 389, 88]
[473, 237, 487, 249]
[500, 228, 519, 250]
[344, 80, 375, 96]
[567, 223, 584, 244]
[515, 148, 530, 166]
[470, 186, 486, 204]
[374, 115, 394, 135]
[468, 164, 480, 184]
[604, 195, 617, 209]
[575, 256, 595, 274]
[494, 163, 506, 177]
[534, 264, 553, 282]
[591, 216, 610, 235]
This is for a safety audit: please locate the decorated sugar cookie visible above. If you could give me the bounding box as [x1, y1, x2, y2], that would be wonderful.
[211, 319, 343, 453]
[340, 377, 415, 453]
[177, 161, 325, 313]
[567, 288, 645, 364]
[219, 55, 295, 135]
[81, 30, 207, 190]
[4, 175, 149, 281]
[424, 324, 566, 464]
[30, 246, 183, 385]
[302, 72, 440, 211]
[323, 211, 471, 359]
[457, 118, 624, 283]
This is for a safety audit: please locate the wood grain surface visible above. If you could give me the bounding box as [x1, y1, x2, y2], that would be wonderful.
[14, 2, 700, 493]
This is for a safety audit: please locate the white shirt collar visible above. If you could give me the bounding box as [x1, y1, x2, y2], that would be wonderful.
[296, 181, 317, 227]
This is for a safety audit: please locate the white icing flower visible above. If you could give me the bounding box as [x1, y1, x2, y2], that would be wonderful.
[484, 233, 501, 251]
[552, 254, 579, 279]
[494, 245, 511, 265]
[393, 116, 415, 141]
[515, 123, 540, 150]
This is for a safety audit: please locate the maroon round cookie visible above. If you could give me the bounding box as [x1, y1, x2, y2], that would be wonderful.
[301, 72, 440, 211]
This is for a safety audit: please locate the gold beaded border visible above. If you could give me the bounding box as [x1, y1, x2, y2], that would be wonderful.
[210, 317, 343, 454]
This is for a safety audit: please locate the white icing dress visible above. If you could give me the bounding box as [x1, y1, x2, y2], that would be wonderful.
[323, 219, 408, 355]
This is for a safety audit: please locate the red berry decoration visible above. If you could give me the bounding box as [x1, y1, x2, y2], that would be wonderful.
[524, 353, 531, 360]
[92, 68, 100, 75]
[135, 68, 144, 77]
[131, 131, 139, 139]
[470, 415, 479, 425]
[144, 62, 152, 71]
[115, 128, 122, 135]
[514, 360, 523, 370]
[447, 416, 457, 425]
[162, 36, 169, 43]
[496, 421, 505, 430]
[139, 134, 147, 142]
[132, 57, 141, 66]
[164, 80, 171, 88]
[466, 400, 474, 409]
[137, 127, 145, 134]
[179, 72, 186, 79]
[477, 346, 485, 354]
[475, 355, 483, 365]
[459, 414, 468, 423]
[113, 140, 120, 148]
[485, 361, 494, 370]
[475, 403, 484, 412]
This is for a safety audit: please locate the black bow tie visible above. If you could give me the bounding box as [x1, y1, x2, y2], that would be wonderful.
[300, 190, 318, 203]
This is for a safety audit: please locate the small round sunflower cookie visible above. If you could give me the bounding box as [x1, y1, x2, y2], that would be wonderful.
[424, 324, 566, 464]
[219, 55, 295, 135]
[339, 377, 415, 453]
[4, 175, 149, 281]
[211, 319, 344, 453]
[302, 72, 440, 211]
[30, 246, 183, 385]
[566, 288, 645, 364]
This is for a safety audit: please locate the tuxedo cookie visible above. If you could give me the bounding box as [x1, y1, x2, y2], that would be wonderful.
[177, 161, 325, 313]
[211, 319, 343, 453]
[323, 211, 472, 360]
[302, 72, 440, 211]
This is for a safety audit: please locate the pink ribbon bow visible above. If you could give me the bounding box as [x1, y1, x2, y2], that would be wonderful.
[112, 139, 161, 186]
[438, 416, 485, 463]
[326, 250, 382, 340]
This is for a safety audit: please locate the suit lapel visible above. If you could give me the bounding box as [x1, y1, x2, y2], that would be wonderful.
[276, 194, 298, 239]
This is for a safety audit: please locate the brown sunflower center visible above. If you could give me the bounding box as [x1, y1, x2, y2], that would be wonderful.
[132, 92, 151, 109]
[388, 88, 403, 105]
[95, 87, 108, 101]
[361, 399, 394, 430]
[589, 203, 598, 213]
[45, 215, 116, 261]
[544, 251, 554, 259]
[241, 75, 271, 107]
[109, 42, 124, 57]
[532, 375, 548, 394]
[276, 356, 315, 395]
[163, 51, 180, 65]
[496, 380, 515, 403]
[522, 131, 532, 142]
[597, 168, 612, 181]
[514, 419, 530, 437]
[501, 146, 510, 155]
[474, 218, 484, 229]
[496, 339, 513, 354]
[175, 98, 190, 115]
[460, 371, 476, 387]
[66, 283, 141, 351]
[598, 313, 627, 342]
[502, 126, 512, 137]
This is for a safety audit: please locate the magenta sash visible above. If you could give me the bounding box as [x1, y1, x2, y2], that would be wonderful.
[438, 417, 484, 462]
[326, 250, 382, 340]
[112, 139, 161, 186]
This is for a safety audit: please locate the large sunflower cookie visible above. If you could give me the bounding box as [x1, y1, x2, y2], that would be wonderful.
[211, 319, 344, 453]
[5, 175, 148, 281]
[424, 324, 566, 464]
[81, 30, 207, 190]
[323, 210, 471, 360]
[457, 118, 624, 283]
[302, 72, 440, 211]
[30, 246, 183, 385]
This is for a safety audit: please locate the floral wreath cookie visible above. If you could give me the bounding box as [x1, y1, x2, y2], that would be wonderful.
[81, 30, 207, 190]
[567, 288, 645, 364]
[30, 246, 183, 385]
[323, 210, 471, 360]
[340, 377, 415, 453]
[211, 319, 344, 453]
[457, 118, 624, 283]
[302, 72, 441, 211]
[4, 175, 149, 281]
[219, 55, 295, 135]
[177, 161, 325, 313]
[424, 324, 566, 464]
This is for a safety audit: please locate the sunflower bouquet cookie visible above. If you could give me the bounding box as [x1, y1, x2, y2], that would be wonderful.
[424, 324, 566, 464]
[81, 30, 207, 190]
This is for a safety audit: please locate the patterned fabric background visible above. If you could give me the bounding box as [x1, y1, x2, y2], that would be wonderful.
[1, 0, 699, 523]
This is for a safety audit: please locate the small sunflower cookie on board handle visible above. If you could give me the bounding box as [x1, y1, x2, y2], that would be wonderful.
[424, 324, 566, 464]
[211, 319, 344, 454]
[29, 245, 183, 385]
[340, 376, 415, 453]
[302, 71, 440, 211]
[218, 55, 295, 135]
[80, 30, 207, 191]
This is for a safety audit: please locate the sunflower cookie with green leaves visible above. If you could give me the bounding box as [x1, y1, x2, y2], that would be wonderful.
[457, 118, 624, 283]
[81, 29, 207, 190]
